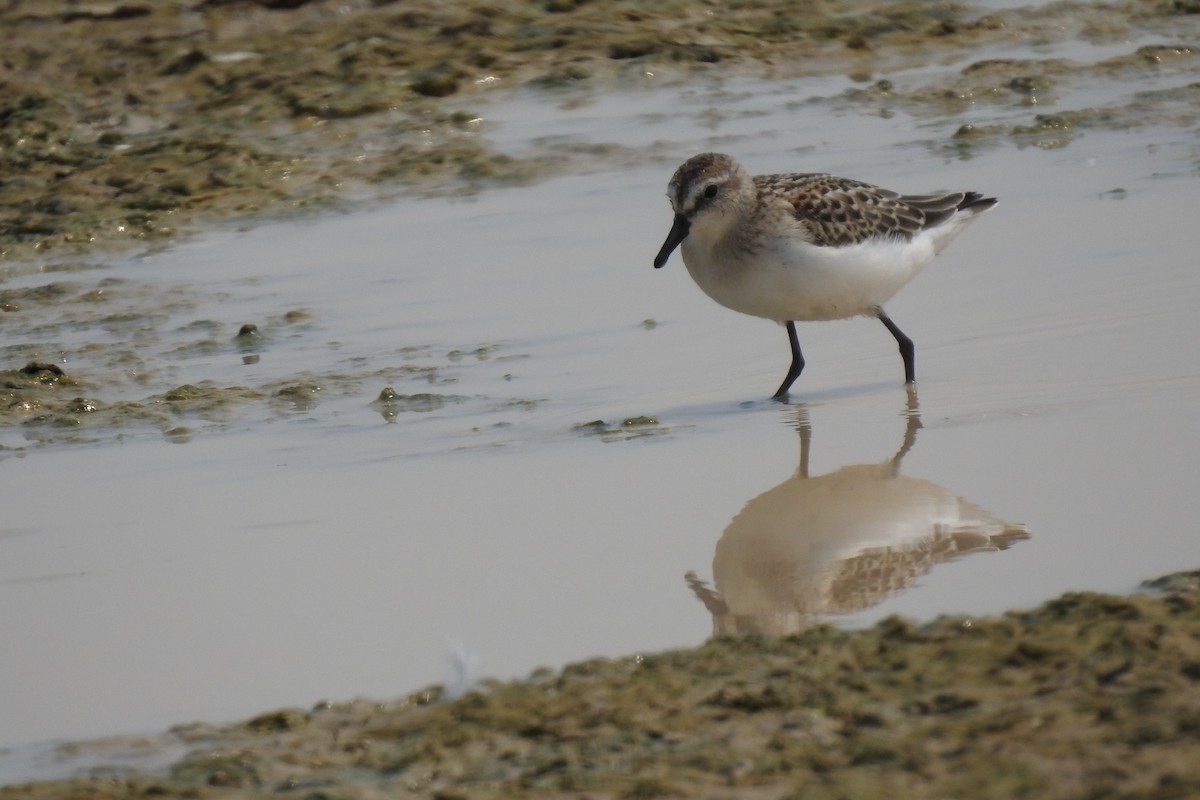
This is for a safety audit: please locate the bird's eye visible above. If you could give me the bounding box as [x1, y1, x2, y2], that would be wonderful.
[703, 184, 718, 199]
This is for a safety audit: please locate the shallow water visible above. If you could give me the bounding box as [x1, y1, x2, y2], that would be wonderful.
[3, 34, 1200, 784]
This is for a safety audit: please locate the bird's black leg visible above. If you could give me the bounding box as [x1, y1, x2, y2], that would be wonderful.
[772, 321, 804, 400]
[876, 308, 915, 384]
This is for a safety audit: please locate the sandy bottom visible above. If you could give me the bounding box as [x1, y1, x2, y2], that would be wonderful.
[2, 1, 1200, 795]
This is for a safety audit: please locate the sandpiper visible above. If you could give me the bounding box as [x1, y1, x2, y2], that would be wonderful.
[654, 152, 996, 398]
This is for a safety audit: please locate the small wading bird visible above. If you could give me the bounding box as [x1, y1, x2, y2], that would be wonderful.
[653, 152, 996, 399]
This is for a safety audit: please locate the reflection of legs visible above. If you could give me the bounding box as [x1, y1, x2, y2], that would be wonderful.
[876, 308, 915, 384]
[772, 321, 804, 399]
[791, 405, 812, 480]
[889, 385, 923, 477]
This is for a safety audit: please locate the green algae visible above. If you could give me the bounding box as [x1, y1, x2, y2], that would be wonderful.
[572, 415, 670, 442]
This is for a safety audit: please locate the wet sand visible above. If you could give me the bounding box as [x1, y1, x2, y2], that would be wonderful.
[3, 0, 1200, 796]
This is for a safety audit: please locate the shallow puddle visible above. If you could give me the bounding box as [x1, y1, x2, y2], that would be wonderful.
[2, 24, 1200, 785]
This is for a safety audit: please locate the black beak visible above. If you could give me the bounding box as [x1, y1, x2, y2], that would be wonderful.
[653, 214, 690, 268]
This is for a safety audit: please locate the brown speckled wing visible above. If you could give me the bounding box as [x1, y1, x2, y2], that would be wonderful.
[756, 173, 970, 248]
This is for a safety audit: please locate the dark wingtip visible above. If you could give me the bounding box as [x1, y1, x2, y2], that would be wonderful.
[961, 192, 998, 212]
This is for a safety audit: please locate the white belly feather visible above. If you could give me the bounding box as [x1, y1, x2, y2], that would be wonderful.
[681, 232, 938, 323]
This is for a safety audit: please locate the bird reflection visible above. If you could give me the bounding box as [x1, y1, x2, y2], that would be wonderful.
[687, 389, 1028, 636]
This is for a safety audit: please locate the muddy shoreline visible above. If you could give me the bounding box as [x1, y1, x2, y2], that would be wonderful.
[3, 575, 1199, 798]
[3, 0, 1197, 260]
